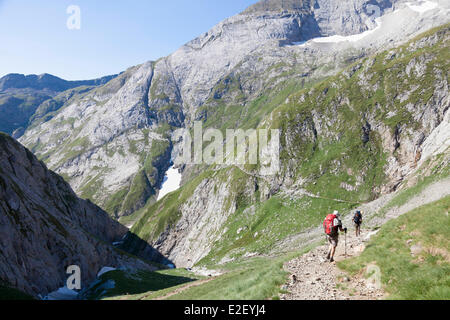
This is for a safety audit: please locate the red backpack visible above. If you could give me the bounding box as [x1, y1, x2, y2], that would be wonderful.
[323, 214, 337, 235]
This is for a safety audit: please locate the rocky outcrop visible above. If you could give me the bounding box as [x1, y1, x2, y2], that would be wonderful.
[19, 0, 450, 220]
[18, 64, 173, 218]
[155, 172, 258, 266]
[0, 133, 155, 298]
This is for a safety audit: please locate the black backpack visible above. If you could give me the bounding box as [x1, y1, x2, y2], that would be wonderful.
[353, 211, 362, 224]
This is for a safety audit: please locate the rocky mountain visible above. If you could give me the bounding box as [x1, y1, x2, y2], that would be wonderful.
[124, 22, 450, 267]
[0, 133, 155, 298]
[0, 0, 448, 300]
[18, 0, 450, 222]
[0, 73, 117, 137]
[0, 73, 115, 93]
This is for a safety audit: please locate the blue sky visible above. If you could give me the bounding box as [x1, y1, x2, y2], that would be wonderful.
[0, 0, 257, 80]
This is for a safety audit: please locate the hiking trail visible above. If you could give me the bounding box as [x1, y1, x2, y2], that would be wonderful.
[280, 177, 450, 300]
[280, 229, 385, 300]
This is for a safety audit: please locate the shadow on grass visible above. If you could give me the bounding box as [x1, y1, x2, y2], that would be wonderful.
[0, 285, 35, 300]
[119, 232, 175, 266]
[81, 269, 197, 300]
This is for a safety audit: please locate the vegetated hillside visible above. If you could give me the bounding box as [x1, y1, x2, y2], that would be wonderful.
[339, 195, 450, 300]
[0, 73, 116, 137]
[80, 268, 204, 300]
[105, 254, 301, 301]
[99, 169, 450, 301]
[123, 24, 450, 268]
[19, 0, 450, 219]
[0, 133, 155, 298]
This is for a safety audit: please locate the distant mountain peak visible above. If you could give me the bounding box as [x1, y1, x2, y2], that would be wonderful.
[0, 72, 118, 92]
[244, 0, 312, 14]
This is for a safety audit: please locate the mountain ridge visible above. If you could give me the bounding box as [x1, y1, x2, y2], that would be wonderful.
[0, 72, 118, 137]
[18, 0, 450, 220]
[0, 73, 118, 93]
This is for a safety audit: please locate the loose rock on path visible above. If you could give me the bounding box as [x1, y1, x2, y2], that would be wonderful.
[280, 230, 385, 300]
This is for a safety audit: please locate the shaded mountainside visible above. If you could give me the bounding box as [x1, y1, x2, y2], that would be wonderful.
[0, 133, 156, 298]
[123, 24, 450, 268]
[18, 0, 450, 220]
[0, 73, 117, 137]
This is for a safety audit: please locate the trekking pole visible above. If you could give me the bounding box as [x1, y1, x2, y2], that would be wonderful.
[345, 230, 347, 257]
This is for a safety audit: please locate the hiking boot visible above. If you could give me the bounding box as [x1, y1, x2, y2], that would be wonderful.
[326, 253, 330, 260]
[329, 257, 334, 263]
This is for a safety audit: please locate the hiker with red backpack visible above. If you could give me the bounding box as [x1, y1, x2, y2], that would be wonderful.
[323, 210, 347, 263]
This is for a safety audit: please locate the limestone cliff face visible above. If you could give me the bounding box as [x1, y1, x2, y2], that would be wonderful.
[126, 23, 450, 267]
[19, 0, 450, 219]
[0, 133, 154, 298]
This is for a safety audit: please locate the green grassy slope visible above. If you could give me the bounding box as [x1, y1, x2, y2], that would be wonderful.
[164, 255, 295, 300]
[198, 195, 356, 266]
[269, 23, 449, 202]
[82, 268, 203, 300]
[0, 285, 35, 301]
[339, 196, 450, 300]
[107, 247, 317, 301]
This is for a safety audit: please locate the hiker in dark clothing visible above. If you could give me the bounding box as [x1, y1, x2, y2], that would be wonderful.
[353, 210, 363, 237]
[324, 211, 347, 263]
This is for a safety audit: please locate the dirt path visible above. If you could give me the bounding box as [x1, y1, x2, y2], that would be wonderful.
[280, 229, 385, 300]
[150, 277, 216, 300]
[280, 176, 450, 300]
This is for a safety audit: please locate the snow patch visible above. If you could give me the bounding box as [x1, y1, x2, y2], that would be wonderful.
[157, 166, 182, 201]
[290, 41, 307, 46]
[97, 267, 116, 278]
[290, 17, 382, 47]
[311, 18, 382, 44]
[43, 286, 79, 300]
[406, 1, 438, 13]
[292, 1, 440, 47]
